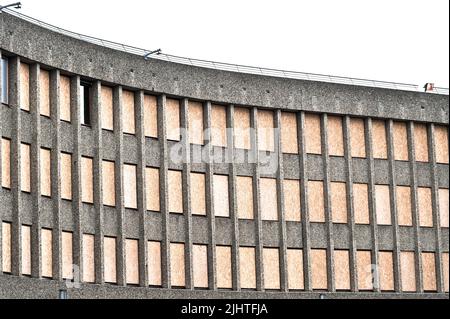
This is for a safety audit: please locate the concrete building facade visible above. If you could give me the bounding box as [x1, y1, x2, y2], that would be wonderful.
[0, 10, 449, 299]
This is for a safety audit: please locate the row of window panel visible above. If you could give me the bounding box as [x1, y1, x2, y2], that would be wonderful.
[2, 224, 447, 292]
[8, 61, 449, 163]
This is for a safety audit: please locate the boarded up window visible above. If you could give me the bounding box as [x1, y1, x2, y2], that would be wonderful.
[102, 161, 115, 207]
[60, 75, 71, 122]
[40, 148, 51, 196]
[1, 222, 11, 273]
[281, 112, 298, 154]
[239, 247, 256, 289]
[211, 104, 227, 147]
[350, 118, 366, 158]
[191, 172, 206, 216]
[216, 246, 232, 289]
[82, 234, 95, 283]
[327, 116, 344, 156]
[21, 225, 31, 276]
[439, 188, 449, 228]
[414, 124, 429, 162]
[357, 250, 373, 290]
[168, 170, 183, 214]
[148, 241, 162, 286]
[62, 231, 73, 280]
[125, 239, 139, 285]
[311, 249, 327, 290]
[1, 138, 10, 189]
[442, 252, 449, 293]
[193, 244, 208, 288]
[170, 243, 185, 287]
[372, 120, 387, 159]
[435, 126, 449, 164]
[400, 251, 416, 292]
[104, 237, 117, 283]
[334, 250, 350, 290]
[375, 185, 391, 225]
[263, 248, 280, 289]
[260, 178, 278, 221]
[393, 122, 408, 161]
[81, 157, 93, 204]
[122, 90, 135, 135]
[397, 186, 412, 226]
[378, 251, 394, 291]
[353, 183, 370, 224]
[287, 249, 304, 290]
[213, 175, 229, 217]
[101, 86, 114, 131]
[61, 153, 72, 200]
[331, 182, 347, 224]
[41, 229, 53, 278]
[418, 187, 433, 227]
[284, 179, 301, 222]
[422, 252, 437, 291]
[20, 62, 29, 111]
[258, 110, 274, 152]
[166, 98, 181, 141]
[234, 107, 251, 150]
[145, 167, 160, 212]
[308, 181, 325, 223]
[21, 144, 31, 193]
[189, 101, 204, 145]
[305, 114, 321, 154]
[123, 164, 137, 209]
[144, 95, 158, 138]
[40, 69, 50, 117]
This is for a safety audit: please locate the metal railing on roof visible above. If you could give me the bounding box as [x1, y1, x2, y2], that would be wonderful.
[3, 8, 449, 95]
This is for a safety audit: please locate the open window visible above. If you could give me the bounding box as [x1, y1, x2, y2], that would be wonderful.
[80, 81, 92, 126]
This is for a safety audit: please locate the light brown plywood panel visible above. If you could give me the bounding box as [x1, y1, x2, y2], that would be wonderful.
[40, 148, 50, 196]
[62, 232, 73, 280]
[353, 183, 370, 224]
[304, 114, 321, 154]
[334, 250, 350, 290]
[414, 123, 429, 162]
[61, 153, 72, 200]
[439, 189, 449, 228]
[81, 157, 93, 204]
[234, 107, 251, 150]
[144, 95, 158, 138]
[102, 161, 115, 207]
[190, 173, 206, 216]
[145, 167, 160, 212]
[258, 110, 274, 152]
[125, 239, 139, 285]
[284, 179, 301, 222]
[170, 243, 185, 287]
[123, 164, 137, 209]
[327, 116, 344, 156]
[418, 187, 433, 227]
[435, 126, 449, 164]
[357, 250, 373, 290]
[1, 138, 10, 188]
[263, 248, 280, 289]
[21, 144, 31, 193]
[372, 120, 388, 159]
[400, 251, 416, 292]
[213, 175, 229, 217]
[166, 98, 181, 141]
[393, 122, 408, 161]
[40, 69, 50, 117]
[82, 234, 95, 283]
[2, 222, 11, 273]
[20, 62, 29, 111]
[104, 237, 117, 283]
[287, 249, 304, 290]
[260, 178, 278, 221]
[21, 225, 31, 276]
[168, 170, 183, 214]
[122, 90, 135, 135]
[211, 104, 227, 147]
[421, 252, 437, 291]
[378, 251, 394, 291]
[148, 241, 162, 286]
[442, 253, 449, 292]
[397, 186, 412, 226]
[350, 118, 366, 158]
[331, 182, 348, 224]
[375, 185, 391, 225]
[60, 75, 71, 122]
[311, 249, 327, 290]
[101, 86, 114, 131]
[189, 101, 204, 145]
[281, 112, 298, 154]
[308, 181, 325, 223]
[216, 246, 232, 289]
[41, 229, 53, 278]
[239, 247, 256, 289]
[193, 244, 208, 288]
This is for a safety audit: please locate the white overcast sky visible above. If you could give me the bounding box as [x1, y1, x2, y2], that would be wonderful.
[13, 0, 450, 87]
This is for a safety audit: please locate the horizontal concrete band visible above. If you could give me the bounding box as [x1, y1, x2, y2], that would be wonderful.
[1, 13, 449, 124]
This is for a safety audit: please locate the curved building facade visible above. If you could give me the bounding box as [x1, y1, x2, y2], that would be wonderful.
[0, 10, 449, 299]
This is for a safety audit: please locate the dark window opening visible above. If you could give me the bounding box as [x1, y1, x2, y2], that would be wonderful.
[1, 57, 8, 104]
[80, 81, 92, 126]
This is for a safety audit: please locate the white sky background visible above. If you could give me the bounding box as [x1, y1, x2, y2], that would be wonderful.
[14, 0, 450, 87]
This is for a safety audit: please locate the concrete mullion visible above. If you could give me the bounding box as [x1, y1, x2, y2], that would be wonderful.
[274, 110, 288, 292]
[298, 112, 312, 291]
[321, 114, 335, 292]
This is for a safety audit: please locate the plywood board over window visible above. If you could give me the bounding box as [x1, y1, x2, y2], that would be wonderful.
[334, 250, 350, 290]
[216, 246, 232, 289]
[397, 186, 412, 226]
[330, 182, 347, 224]
[82, 234, 95, 283]
[190, 172, 206, 216]
[260, 178, 278, 221]
[414, 123, 429, 162]
[378, 251, 394, 291]
[350, 118, 366, 158]
[357, 250, 373, 290]
[442, 253, 449, 293]
[60, 75, 71, 122]
[372, 120, 387, 159]
[21, 143, 31, 193]
[393, 122, 408, 161]
[287, 249, 304, 290]
[20, 62, 30, 111]
[327, 116, 344, 156]
[234, 107, 251, 150]
[104, 237, 117, 283]
[41, 229, 53, 278]
[281, 112, 298, 154]
[123, 164, 137, 209]
[434, 126, 449, 164]
[418, 187, 433, 227]
[311, 249, 327, 290]
[101, 86, 114, 131]
[213, 175, 229, 217]
[193, 244, 208, 288]
[62, 232, 73, 280]
[263, 248, 280, 290]
[239, 247, 256, 289]
[353, 183, 370, 224]
[21, 225, 31, 276]
[148, 241, 162, 286]
[2, 222, 12, 273]
[81, 157, 93, 204]
[258, 110, 274, 152]
[40, 69, 51, 117]
[102, 161, 115, 207]
[40, 148, 51, 196]
[1, 138, 11, 189]
[439, 188, 449, 228]
[170, 243, 185, 287]
[145, 167, 160, 212]
[122, 90, 135, 135]
[304, 114, 321, 154]
[126, 239, 139, 285]
[375, 185, 391, 225]
[400, 251, 416, 292]
[422, 252, 437, 291]
[166, 98, 181, 141]
[211, 104, 227, 147]
[284, 179, 301, 222]
[61, 153, 72, 200]
[308, 181, 325, 222]
[168, 170, 183, 214]
[144, 95, 158, 138]
[189, 101, 204, 145]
